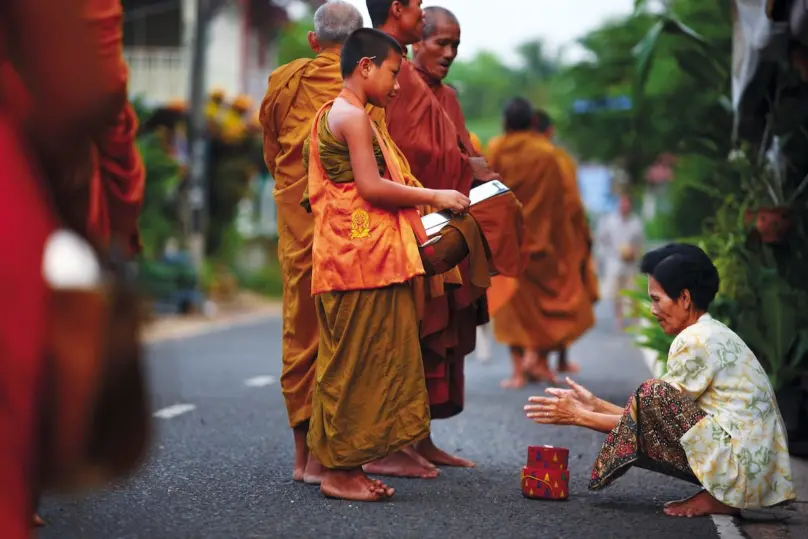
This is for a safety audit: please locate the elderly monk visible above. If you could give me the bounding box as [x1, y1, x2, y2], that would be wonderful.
[488, 98, 581, 389]
[370, 0, 500, 468]
[1, 0, 121, 535]
[533, 109, 598, 374]
[260, 0, 438, 483]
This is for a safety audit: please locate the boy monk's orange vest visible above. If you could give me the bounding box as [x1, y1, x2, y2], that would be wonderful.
[308, 88, 428, 295]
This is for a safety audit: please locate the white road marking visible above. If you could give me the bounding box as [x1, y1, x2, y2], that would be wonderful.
[711, 515, 746, 539]
[244, 375, 277, 387]
[153, 404, 196, 419]
[636, 336, 745, 539]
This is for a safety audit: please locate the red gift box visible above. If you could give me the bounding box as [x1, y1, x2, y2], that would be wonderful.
[521, 466, 569, 500]
[526, 445, 569, 470]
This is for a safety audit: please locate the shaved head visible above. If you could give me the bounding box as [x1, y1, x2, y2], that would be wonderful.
[366, 0, 407, 27]
[314, 0, 364, 46]
[504, 97, 534, 132]
[422, 6, 459, 39]
[533, 109, 552, 134]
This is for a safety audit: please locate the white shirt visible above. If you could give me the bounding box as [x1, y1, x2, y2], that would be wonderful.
[596, 212, 644, 276]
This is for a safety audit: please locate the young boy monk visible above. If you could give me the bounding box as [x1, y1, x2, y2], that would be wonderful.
[304, 27, 470, 502]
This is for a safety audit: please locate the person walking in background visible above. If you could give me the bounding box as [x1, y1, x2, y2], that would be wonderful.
[596, 192, 644, 330]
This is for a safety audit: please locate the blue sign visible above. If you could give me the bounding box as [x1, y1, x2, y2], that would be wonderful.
[572, 96, 632, 114]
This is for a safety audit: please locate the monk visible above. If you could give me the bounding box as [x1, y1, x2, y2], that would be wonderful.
[1, 0, 120, 535]
[533, 109, 598, 373]
[370, 0, 497, 469]
[487, 97, 582, 389]
[260, 0, 439, 484]
[303, 27, 469, 501]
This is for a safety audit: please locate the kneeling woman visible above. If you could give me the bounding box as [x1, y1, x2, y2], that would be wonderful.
[525, 243, 795, 516]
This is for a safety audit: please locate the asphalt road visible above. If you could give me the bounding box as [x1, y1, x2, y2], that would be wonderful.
[39, 304, 721, 539]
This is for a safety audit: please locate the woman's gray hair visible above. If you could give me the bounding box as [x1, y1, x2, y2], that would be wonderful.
[314, 1, 365, 46]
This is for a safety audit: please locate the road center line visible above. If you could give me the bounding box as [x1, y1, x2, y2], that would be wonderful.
[153, 403, 196, 419]
[244, 375, 277, 387]
[711, 515, 745, 539]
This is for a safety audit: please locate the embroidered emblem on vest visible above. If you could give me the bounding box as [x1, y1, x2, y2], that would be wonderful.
[350, 209, 370, 239]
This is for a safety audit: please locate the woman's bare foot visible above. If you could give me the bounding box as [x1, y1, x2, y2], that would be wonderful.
[32, 514, 45, 527]
[292, 426, 308, 482]
[363, 450, 439, 478]
[320, 469, 394, 501]
[663, 491, 739, 517]
[303, 454, 326, 485]
[414, 437, 475, 468]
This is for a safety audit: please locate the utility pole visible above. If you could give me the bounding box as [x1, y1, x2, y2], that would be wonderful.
[186, 0, 213, 270]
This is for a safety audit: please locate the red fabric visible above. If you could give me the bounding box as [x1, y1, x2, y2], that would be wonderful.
[0, 111, 55, 539]
[87, 101, 145, 256]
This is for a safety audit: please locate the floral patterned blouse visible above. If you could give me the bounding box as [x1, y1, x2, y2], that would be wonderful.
[661, 313, 795, 508]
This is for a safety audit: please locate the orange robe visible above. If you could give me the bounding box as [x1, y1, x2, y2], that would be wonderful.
[487, 132, 586, 350]
[260, 51, 344, 429]
[4, 1, 143, 255]
[554, 146, 600, 308]
[385, 59, 484, 419]
[83, 0, 145, 255]
[469, 132, 483, 155]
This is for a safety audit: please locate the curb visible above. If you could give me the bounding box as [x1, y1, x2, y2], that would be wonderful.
[141, 303, 282, 344]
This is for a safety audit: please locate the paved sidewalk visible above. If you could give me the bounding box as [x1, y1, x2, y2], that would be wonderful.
[142, 291, 281, 343]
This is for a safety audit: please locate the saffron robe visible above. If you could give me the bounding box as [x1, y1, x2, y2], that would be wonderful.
[304, 107, 430, 468]
[385, 58, 483, 419]
[488, 132, 586, 350]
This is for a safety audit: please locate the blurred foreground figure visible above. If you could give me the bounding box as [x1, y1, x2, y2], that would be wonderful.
[0, 1, 149, 535]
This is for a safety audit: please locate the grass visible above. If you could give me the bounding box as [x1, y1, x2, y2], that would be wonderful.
[466, 117, 502, 146]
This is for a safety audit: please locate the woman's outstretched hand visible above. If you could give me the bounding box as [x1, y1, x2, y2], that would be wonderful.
[547, 377, 598, 412]
[524, 377, 597, 426]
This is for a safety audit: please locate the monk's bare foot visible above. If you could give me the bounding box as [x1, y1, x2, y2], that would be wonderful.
[556, 361, 580, 374]
[303, 454, 326, 485]
[663, 491, 739, 517]
[363, 450, 439, 479]
[415, 437, 475, 468]
[320, 469, 394, 501]
[401, 445, 438, 471]
[292, 426, 308, 482]
[501, 375, 526, 389]
[523, 351, 557, 384]
[32, 514, 45, 527]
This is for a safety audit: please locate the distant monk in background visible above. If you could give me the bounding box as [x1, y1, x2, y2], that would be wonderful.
[487, 98, 576, 388]
[533, 109, 598, 373]
[261, 0, 437, 483]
